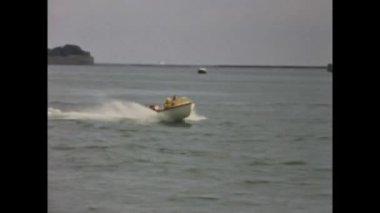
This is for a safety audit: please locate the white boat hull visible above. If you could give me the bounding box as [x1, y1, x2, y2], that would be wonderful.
[158, 103, 192, 122]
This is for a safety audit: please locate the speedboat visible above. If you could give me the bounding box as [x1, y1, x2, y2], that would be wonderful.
[147, 97, 193, 122]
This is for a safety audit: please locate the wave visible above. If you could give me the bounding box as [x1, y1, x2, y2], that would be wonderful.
[281, 160, 307, 166]
[185, 104, 207, 121]
[243, 179, 271, 185]
[48, 100, 158, 122]
[48, 100, 207, 123]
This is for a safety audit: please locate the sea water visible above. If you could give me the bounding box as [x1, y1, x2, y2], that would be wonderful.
[48, 65, 332, 213]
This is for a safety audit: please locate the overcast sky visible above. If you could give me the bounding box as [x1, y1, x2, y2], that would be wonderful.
[48, 0, 332, 66]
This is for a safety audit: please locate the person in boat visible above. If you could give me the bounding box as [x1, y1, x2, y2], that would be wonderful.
[164, 97, 172, 109]
[171, 95, 177, 106]
[164, 96, 181, 109]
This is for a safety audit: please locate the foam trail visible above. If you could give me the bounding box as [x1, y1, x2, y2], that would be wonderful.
[185, 104, 207, 121]
[49, 100, 207, 123]
[48, 100, 158, 122]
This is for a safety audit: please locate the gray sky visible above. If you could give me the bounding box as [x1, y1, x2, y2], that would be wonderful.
[48, 0, 332, 66]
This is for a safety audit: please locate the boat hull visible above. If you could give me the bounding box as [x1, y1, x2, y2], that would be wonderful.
[158, 103, 192, 122]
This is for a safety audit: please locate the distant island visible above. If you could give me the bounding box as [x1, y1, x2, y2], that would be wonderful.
[48, 44, 94, 65]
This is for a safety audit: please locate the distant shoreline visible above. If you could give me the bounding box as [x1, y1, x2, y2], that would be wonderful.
[68, 63, 326, 69]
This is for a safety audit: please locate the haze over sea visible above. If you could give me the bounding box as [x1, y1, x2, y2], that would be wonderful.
[48, 64, 332, 213]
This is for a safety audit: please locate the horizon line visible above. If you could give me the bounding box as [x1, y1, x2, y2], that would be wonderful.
[92, 62, 328, 68]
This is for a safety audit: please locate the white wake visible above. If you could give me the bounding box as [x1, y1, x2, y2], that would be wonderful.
[185, 104, 207, 121]
[48, 100, 207, 123]
[48, 100, 158, 122]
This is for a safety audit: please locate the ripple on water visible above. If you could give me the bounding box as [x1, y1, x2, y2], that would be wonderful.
[202, 132, 216, 137]
[51, 145, 77, 151]
[159, 121, 193, 128]
[158, 148, 187, 155]
[281, 160, 307, 166]
[93, 124, 110, 130]
[219, 121, 235, 127]
[169, 195, 220, 202]
[243, 179, 271, 185]
[315, 167, 332, 172]
[248, 160, 272, 166]
[316, 135, 331, 140]
[294, 136, 306, 142]
[184, 167, 202, 174]
[117, 128, 139, 133]
[71, 162, 121, 171]
[51, 144, 111, 151]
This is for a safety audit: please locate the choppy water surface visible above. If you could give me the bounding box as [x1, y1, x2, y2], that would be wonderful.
[48, 65, 332, 213]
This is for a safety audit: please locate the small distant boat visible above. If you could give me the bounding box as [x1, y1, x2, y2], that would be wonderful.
[198, 67, 207, 74]
[147, 96, 193, 122]
[327, 63, 333, 72]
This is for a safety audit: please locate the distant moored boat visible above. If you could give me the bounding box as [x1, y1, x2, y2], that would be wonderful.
[327, 63, 333, 72]
[198, 67, 207, 74]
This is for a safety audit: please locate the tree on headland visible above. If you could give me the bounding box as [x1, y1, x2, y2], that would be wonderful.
[48, 44, 91, 56]
[48, 44, 94, 65]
